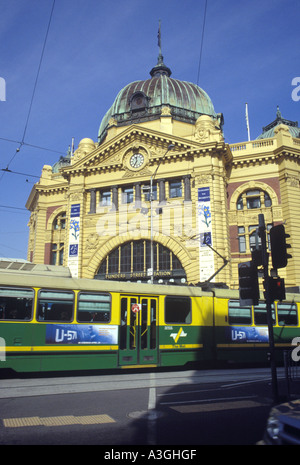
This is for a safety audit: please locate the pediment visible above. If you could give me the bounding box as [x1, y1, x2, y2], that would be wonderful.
[60, 125, 221, 176]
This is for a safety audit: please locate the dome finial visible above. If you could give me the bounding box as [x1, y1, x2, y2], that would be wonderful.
[276, 105, 282, 119]
[150, 20, 172, 77]
[158, 19, 162, 60]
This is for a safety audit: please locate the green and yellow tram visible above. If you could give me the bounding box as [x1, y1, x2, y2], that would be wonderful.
[0, 263, 299, 373]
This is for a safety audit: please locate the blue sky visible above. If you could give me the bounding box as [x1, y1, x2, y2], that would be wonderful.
[0, 0, 299, 259]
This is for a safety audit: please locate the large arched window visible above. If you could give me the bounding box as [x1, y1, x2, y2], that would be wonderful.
[95, 240, 186, 283]
[236, 189, 272, 210]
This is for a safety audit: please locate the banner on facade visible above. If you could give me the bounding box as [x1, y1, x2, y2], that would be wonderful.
[198, 187, 215, 282]
[68, 204, 80, 277]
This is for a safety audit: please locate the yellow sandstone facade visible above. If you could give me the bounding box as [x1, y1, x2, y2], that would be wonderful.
[26, 55, 300, 290]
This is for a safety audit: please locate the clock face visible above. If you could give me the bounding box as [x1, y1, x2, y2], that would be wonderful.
[130, 153, 144, 169]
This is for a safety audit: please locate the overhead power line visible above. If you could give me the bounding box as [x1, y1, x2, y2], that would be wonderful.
[0, 204, 28, 211]
[2, 0, 56, 174]
[0, 137, 65, 155]
[196, 0, 208, 86]
[0, 168, 40, 178]
[20, 0, 56, 146]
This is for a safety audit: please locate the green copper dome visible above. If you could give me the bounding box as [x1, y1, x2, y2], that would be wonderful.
[98, 56, 218, 144]
[257, 106, 300, 139]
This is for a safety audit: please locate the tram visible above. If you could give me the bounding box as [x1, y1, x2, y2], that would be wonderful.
[0, 261, 299, 373]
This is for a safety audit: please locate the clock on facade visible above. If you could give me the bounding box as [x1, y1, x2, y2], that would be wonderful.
[130, 153, 144, 169]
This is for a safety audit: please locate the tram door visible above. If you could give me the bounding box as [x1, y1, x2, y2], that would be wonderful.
[119, 296, 158, 366]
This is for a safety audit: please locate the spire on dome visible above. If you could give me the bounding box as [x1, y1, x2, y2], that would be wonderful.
[150, 20, 172, 77]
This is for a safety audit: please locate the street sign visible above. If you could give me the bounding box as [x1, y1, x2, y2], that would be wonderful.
[131, 303, 141, 313]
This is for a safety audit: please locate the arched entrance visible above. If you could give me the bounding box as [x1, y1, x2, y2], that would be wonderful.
[95, 239, 186, 284]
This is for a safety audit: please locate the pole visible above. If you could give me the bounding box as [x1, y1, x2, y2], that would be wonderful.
[245, 103, 251, 142]
[150, 174, 154, 284]
[149, 144, 175, 284]
[259, 213, 279, 403]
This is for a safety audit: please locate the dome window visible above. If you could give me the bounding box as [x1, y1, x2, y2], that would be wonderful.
[130, 91, 149, 112]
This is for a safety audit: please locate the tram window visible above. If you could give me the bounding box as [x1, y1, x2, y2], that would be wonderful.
[228, 300, 251, 325]
[277, 302, 298, 326]
[0, 287, 34, 320]
[150, 299, 157, 349]
[141, 299, 148, 349]
[165, 296, 191, 324]
[37, 290, 74, 322]
[77, 292, 111, 323]
[254, 302, 275, 325]
[120, 298, 127, 350]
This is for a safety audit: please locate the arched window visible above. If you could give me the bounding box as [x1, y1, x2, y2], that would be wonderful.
[53, 212, 66, 230]
[51, 212, 66, 265]
[95, 240, 186, 283]
[236, 189, 272, 210]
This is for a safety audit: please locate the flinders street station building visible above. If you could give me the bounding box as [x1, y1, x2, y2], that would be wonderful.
[26, 52, 300, 290]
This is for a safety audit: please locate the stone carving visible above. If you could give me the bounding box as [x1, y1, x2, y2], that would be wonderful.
[195, 115, 224, 143]
[72, 138, 96, 163]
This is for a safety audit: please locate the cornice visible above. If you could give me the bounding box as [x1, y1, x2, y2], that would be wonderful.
[35, 183, 69, 194]
[231, 137, 300, 168]
[59, 125, 232, 178]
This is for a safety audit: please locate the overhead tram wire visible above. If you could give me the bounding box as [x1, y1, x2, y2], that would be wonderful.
[0, 168, 40, 179]
[0, 0, 56, 181]
[196, 0, 208, 86]
[0, 137, 65, 156]
[0, 204, 28, 212]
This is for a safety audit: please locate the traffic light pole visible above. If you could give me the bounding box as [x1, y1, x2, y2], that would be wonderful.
[258, 214, 279, 404]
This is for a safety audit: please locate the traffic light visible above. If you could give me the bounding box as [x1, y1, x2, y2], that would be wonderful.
[238, 261, 259, 306]
[270, 224, 292, 269]
[268, 277, 286, 303]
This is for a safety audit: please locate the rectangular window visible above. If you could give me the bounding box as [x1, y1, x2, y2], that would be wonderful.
[254, 302, 275, 325]
[51, 244, 57, 266]
[169, 180, 182, 198]
[238, 227, 246, 253]
[0, 287, 34, 320]
[51, 243, 64, 266]
[228, 300, 252, 325]
[59, 243, 64, 265]
[100, 190, 111, 206]
[77, 292, 111, 323]
[37, 290, 74, 322]
[165, 296, 191, 324]
[122, 187, 134, 204]
[249, 225, 260, 252]
[143, 184, 157, 201]
[246, 190, 261, 209]
[277, 302, 298, 326]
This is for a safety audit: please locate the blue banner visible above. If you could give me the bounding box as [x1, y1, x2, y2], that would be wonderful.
[46, 324, 118, 345]
[226, 326, 269, 343]
[70, 204, 80, 217]
[198, 187, 210, 202]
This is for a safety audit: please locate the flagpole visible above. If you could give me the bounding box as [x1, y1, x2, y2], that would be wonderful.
[245, 103, 251, 141]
